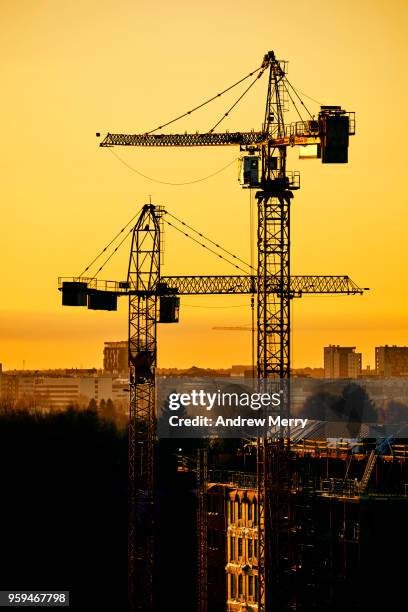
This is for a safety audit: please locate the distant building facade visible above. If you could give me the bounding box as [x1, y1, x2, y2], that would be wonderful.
[375, 345, 408, 377]
[360, 365, 378, 378]
[103, 341, 129, 376]
[0, 367, 19, 403]
[231, 365, 252, 377]
[0, 373, 128, 410]
[324, 345, 362, 378]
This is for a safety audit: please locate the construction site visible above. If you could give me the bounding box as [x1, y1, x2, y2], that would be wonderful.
[58, 50, 408, 611]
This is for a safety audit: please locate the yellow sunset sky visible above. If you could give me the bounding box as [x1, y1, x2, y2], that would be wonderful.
[1, 0, 407, 370]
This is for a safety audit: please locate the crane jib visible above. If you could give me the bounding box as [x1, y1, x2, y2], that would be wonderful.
[99, 132, 268, 147]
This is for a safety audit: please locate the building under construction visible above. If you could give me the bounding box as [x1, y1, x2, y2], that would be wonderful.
[201, 438, 408, 611]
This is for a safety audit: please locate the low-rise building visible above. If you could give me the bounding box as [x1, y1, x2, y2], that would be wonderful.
[0, 373, 128, 411]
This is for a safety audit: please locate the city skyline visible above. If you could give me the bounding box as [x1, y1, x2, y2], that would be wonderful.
[1, 0, 407, 370]
[2, 342, 407, 374]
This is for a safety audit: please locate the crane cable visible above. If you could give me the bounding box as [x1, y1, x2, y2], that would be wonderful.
[208, 66, 267, 133]
[78, 207, 142, 277]
[282, 80, 306, 124]
[284, 78, 314, 120]
[289, 82, 323, 106]
[93, 228, 134, 277]
[145, 64, 264, 134]
[77, 203, 254, 280]
[249, 188, 256, 374]
[162, 218, 252, 276]
[164, 211, 255, 272]
[108, 147, 240, 186]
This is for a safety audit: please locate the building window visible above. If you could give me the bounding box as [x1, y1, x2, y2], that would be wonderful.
[238, 538, 243, 557]
[248, 575, 254, 597]
[248, 502, 253, 521]
[230, 537, 235, 560]
[248, 539, 252, 558]
[238, 574, 243, 596]
[229, 500, 234, 523]
[255, 575, 258, 598]
[238, 501, 242, 519]
[230, 574, 236, 599]
[254, 539, 258, 558]
[253, 501, 258, 525]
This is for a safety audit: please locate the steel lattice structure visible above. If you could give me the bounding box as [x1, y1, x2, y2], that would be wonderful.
[100, 131, 267, 147]
[255, 54, 292, 611]
[59, 207, 364, 612]
[59, 48, 360, 612]
[58, 274, 365, 296]
[197, 449, 208, 612]
[127, 205, 164, 612]
[98, 122, 354, 149]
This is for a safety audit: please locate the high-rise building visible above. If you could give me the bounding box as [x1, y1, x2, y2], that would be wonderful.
[324, 345, 362, 378]
[103, 341, 129, 376]
[375, 345, 408, 377]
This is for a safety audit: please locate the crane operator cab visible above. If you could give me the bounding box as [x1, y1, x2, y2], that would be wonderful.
[239, 155, 260, 188]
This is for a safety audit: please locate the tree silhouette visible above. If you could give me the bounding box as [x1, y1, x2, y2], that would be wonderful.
[0, 407, 127, 611]
[384, 399, 408, 425]
[299, 391, 339, 421]
[88, 398, 98, 412]
[104, 398, 116, 422]
[157, 391, 186, 438]
[332, 383, 377, 421]
[99, 398, 106, 416]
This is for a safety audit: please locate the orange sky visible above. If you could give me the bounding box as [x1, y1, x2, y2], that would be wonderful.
[1, 0, 407, 370]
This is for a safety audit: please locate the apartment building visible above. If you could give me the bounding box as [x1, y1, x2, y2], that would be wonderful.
[324, 345, 362, 378]
[375, 345, 408, 377]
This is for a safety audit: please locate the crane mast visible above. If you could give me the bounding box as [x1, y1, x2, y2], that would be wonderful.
[127, 205, 163, 611]
[255, 52, 293, 611]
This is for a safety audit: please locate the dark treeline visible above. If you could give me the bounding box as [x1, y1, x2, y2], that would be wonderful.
[0, 407, 128, 610]
[0, 407, 199, 611]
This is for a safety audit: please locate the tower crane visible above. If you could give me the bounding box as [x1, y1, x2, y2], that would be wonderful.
[59, 217, 365, 612]
[60, 51, 362, 611]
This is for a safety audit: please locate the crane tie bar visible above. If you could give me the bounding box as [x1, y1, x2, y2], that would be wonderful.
[145, 63, 264, 135]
